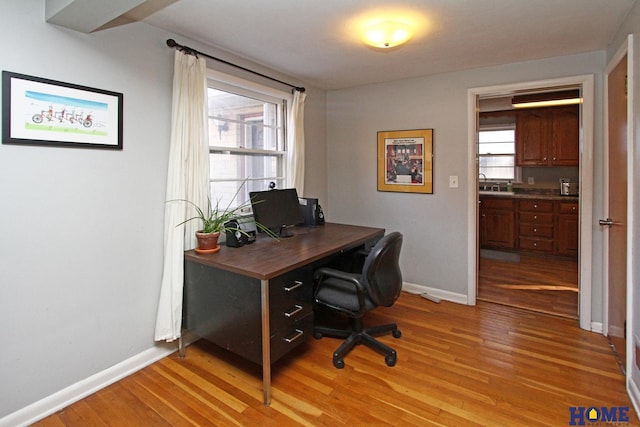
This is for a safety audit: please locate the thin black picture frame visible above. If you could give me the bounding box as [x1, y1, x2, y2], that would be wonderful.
[2, 71, 123, 150]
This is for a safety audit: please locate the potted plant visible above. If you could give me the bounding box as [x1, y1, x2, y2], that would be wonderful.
[172, 181, 278, 253]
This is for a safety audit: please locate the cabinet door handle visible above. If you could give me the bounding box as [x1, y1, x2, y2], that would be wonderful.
[284, 281, 303, 292]
[284, 329, 304, 343]
[284, 304, 303, 318]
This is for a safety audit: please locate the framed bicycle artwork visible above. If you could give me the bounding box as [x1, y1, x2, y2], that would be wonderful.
[2, 71, 123, 150]
[377, 128, 433, 194]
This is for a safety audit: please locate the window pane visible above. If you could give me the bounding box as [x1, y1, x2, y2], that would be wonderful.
[210, 153, 280, 180]
[210, 178, 286, 211]
[478, 128, 515, 180]
[207, 88, 282, 150]
[478, 130, 514, 143]
[479, 156, 514, 167]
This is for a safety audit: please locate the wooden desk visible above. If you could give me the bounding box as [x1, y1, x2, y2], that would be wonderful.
[182, 222, 384, 405]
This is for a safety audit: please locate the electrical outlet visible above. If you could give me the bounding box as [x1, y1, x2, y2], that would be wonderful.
[449, 175, 459, 188]
[527, 176, 535, 185]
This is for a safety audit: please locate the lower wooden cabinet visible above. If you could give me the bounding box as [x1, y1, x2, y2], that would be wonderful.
[479, 197, 515, 249]
[557, 202, 579, 257]
[518, 199, 555, 254]
[480, 196, 578, 259]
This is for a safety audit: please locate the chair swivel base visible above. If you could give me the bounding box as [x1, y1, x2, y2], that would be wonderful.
[313, 322, 401, 369]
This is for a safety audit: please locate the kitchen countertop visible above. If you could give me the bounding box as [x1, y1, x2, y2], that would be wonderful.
[479, 191, 579, 202]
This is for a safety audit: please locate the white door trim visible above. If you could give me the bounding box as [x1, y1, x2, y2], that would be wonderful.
[467, 75, 595, 331]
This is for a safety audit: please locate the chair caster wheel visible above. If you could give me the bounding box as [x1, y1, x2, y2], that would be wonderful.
[333, 358, 345, 369]
[313, 332, 323, 339]
[385, 353, 397, 367]
[392, 329, 401, 338]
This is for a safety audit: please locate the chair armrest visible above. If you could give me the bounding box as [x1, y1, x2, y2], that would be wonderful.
[314, 267, 367, 312]
[314, 267, 360, 283]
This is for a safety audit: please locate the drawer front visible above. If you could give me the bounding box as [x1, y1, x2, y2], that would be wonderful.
[519, 212, 554, 224]
[519, 224, 554, 238]
[269, 266, 313, 335]
[270, 313, 313, 363]
[558, 202, 578, 214]
[480, 197, 514, 210]
[519, 237, 554, 253]
[519, 200, 554, 212]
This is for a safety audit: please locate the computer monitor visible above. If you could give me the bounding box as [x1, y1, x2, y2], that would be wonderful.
[249, 188, 304, 238]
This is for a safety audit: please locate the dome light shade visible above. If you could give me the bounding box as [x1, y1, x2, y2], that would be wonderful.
[364, 20, 413, 48]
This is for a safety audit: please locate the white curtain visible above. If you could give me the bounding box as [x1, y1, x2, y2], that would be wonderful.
[154, 51, 210, 342]
[286, 90, 307, 194]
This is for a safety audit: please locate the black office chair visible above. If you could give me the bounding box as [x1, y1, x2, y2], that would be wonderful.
[313, 232, 403, 368]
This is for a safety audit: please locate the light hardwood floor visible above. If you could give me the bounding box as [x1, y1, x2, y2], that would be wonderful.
[478, 254, 579, 319]
[33, 293, 638, 426]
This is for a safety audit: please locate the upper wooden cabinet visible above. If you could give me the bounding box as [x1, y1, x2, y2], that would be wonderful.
[515, 105, 579, 166]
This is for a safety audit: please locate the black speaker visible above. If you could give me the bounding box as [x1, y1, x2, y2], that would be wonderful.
[299, 197, 325, 226]
[225, 220, 243, 247]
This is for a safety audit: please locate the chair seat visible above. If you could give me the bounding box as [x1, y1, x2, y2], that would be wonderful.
[315, 276, 377, 315]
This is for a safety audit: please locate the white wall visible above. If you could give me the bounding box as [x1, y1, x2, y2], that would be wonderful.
[0, 0, 326, 420]
[327, 52, 606, 304]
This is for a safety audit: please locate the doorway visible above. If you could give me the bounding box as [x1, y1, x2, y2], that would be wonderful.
[476, 89, 580, 319]
[467, 75, 595, 330]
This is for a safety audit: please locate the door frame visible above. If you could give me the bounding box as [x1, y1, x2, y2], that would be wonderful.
[467, 74, 595, 331]
[603, 35, 635, 377]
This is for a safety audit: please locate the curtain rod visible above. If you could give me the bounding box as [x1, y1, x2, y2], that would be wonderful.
[166, 39, 305, 93]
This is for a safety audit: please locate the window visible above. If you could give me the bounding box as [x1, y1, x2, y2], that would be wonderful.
[207, 77, 288, 212]
[478, 127, 516, 181]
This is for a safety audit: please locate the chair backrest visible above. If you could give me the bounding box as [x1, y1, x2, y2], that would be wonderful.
[361, 232, 403, 307]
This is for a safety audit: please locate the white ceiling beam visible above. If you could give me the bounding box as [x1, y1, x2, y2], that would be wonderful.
[45, 0, 149, 33]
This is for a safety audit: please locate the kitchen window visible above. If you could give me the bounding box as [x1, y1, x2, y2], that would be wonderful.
[207, 77, 288, 211]
[478, 126, 516, 181]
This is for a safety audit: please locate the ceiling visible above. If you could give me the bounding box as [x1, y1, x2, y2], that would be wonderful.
[71, 0, 639, 90]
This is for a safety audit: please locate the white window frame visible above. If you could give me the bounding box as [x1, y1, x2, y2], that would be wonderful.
[478, 124, 520, 182]
[206, 70, 293, 209]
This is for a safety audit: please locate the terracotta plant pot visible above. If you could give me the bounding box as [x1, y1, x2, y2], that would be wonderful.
[195, 231, 220, 252]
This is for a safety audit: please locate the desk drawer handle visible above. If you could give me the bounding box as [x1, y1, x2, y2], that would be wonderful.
[284, 281, 303, 292]
[284, 304, 303, 318]
[284, 329, 304, 343]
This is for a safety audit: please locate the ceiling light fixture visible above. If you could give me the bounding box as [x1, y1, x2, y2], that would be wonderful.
[512, 90, 582, 109]
[363, 20, 413, 48]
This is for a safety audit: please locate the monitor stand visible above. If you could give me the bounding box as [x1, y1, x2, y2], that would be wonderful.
[278, 225, 294, 238]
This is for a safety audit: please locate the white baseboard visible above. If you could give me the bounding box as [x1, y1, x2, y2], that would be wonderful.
[0, 342, 181, 427]
[590, 322, 604, 334]
[402, 282, 469, 305]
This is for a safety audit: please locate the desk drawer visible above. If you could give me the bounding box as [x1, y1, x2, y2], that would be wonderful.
[271, 313, 313, 363]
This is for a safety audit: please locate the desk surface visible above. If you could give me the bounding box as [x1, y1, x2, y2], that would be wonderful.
[184, 222, 384, 280]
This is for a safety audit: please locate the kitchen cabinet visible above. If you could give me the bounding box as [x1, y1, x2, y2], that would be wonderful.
[479, 197, 515, 249]
[518, 199, 555, 254]
[515, 105, 579, 167]
[557, 201, 579, 257]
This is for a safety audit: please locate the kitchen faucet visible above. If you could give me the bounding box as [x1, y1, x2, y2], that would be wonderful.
[479, 173, 487, 190]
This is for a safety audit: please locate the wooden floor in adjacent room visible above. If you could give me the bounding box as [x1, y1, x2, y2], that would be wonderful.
[34, 293, 638, 427]
[478, 253, 579, 319]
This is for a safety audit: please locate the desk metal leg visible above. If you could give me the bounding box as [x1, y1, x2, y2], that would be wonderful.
[261, 279, 271, 405]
